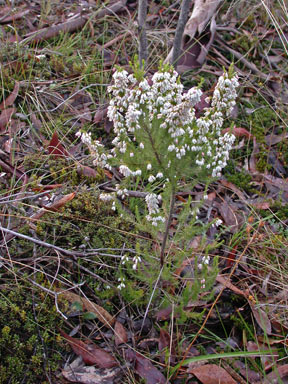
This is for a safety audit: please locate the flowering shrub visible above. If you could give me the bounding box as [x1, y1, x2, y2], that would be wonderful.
[77, 61, 239, 301]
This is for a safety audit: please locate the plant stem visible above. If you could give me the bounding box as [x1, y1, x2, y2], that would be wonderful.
[138, 0, 148, 67]
[172, 0, 192, 69]
[143, 124, 163, 168]
[160, 186, 176, 267]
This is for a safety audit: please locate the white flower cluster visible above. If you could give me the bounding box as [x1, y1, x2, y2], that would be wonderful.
[99, 193, 114, 202]
[76, 131, 112, 169]
[145, 193, 165, 226]
[211, 75, 239, 114]
[106, 66, 238, 181]
[77, 65, 239, 227]
[117, 277, 125, 290]
[198, 255, 210, 271]
[132, 255, 141, 270]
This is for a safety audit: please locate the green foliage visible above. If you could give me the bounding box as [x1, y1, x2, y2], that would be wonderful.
[0, 286, 64, 383]
[77, 63, 239, 314]
[224, 160, 253, 192]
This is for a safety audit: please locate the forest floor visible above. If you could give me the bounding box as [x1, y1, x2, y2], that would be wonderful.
[0, 0, 288, 383]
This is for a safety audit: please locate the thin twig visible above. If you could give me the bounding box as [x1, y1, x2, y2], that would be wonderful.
[0, 225, 79, 258]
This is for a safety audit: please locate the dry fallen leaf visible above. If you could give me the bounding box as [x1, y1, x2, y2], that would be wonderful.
[114, 321, 128, 346]
[0, 108, 16, 132]
[166, 0, 221, 70]
[56, 289, 115, 326]
[249, 301, 272, 335]
[222, 126, 254, 140]
[60, 330, 118, 368]
[48, 131, 69, 157]
[0, 82, 19, 110]
[189, 363, 237, 384]
[134, 352, 167, 384]
[262, 364, 288, 384]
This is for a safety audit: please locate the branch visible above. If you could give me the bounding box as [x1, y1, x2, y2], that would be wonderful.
[172, 0, 192, 68]
[138, 0, 148, 67]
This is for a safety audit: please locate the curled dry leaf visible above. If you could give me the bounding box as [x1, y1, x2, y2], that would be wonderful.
[222, 126, 254, 140]
[166, 0, 221, 70]
[216, 275, 249, 299]
[114, 321, 128, 346]
[0, 108, 16, 132]
[262, 364, 288, 384]
[249, 301, 272, 335]
[159, 328, 176, 365]
[55, 289, 115, 326]
[77, 165, 99, 179]
[0, 82, 19, 110]
[44, 192, 76, 211]
[30, 192, 76, 222]
[60, 330, 118, 368]
[48, 131, 69, 157]
[134, 352, 167, 384]
[189, 363, 237, 384]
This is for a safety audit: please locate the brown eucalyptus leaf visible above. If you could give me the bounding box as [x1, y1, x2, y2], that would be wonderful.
[0, 8, 29, 23]
[262, 364, 288, 384]
[216, 275, 249, 298]
[60, 330, 118, 368]
[218, 199, 238, 230]
[0, 108, 15, 131]
[0, 82, 19, 110]
[158, 329, 170, 351]
[77, 165, 98, 178]
[265, 132, 288, 146]
[94, 107, 108, 124]
[135, 353, 167, 384]
[48, 131, 69, 157]
[190, 363, 237, 384]
[249, 301, 272, 335]
[56, 290, 115, 326]
[114, 321, 128, 346]
[222, 126, 254, 139]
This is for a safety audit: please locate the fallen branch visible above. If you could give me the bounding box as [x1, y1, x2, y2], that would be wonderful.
[21, 1, 127, 45]
[21, 15, 87, 44]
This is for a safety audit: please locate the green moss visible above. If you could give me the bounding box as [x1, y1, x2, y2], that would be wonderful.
[23, 154, 104, 186]
[224, 161, 253, 192]
[0, 286, 64, 383]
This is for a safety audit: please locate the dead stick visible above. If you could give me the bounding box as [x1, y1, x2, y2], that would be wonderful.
[138, 0, 148, 66]
[172, 0, 192, 68]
